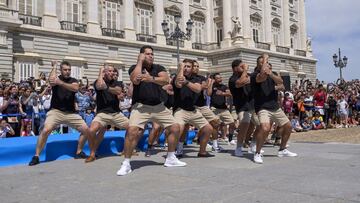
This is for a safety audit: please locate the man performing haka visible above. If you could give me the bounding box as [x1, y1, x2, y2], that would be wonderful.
[29, 61, 90, 166]
[228, 59, 261, 157]
[251, 54, 297, 164]
[85, 65, 129, 163]
[208, 73, 236, 147]
[173, 59, 214, 157]
[175, 61, 220, 156]
[117, 46, 185, 176]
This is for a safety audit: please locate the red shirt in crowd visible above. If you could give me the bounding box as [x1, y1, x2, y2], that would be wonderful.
[314, 90, 326, 107]
[283, 99, 294, 113]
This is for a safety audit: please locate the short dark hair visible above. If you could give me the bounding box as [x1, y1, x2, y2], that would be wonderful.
[256, 56, 263, 66]
[60, 61, 71, 68]
[213, 73, 221, 78]
[140, 45, 153, 53]
[231, 59, 242, 69]
[183, 58, 194, 66]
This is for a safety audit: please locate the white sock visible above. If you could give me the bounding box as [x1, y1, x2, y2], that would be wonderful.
[167, 152, 175, 159]
[123, 158, 130, 165]
[213, 140, 218, 148]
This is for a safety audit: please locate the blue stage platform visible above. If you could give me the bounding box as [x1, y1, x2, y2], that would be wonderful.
[0, 130, 197, 167]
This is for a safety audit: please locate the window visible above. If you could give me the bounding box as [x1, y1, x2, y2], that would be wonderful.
[193, 0, 201, 5]
[272, 19, 281, 46]
[193, 20, 204, 43]
[66, 0, 80, 23]
[106, 1, 119, 29]
[0, 31, 6, 46]
[216, 28, 223, 46]
[253, 29, 259, 42]
[165, 14, 176, 33]
[19, 0, 34, 15]
[290, 24, 298, 49]
[19, 62, 34, 81]
[139, 8, 151, 35]
[0, 0, 6, 6]
[71, 65, 82, 79]
[250, 14, 262, 43]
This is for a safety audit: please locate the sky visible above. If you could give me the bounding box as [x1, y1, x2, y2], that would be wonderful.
[306, 0, 360, 82]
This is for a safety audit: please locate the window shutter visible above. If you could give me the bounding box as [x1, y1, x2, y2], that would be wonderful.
[26, 0, 33, 15]
[73, 2, 79, 23]
[19, 0, 25, 14]
[66, 1, 72, 21]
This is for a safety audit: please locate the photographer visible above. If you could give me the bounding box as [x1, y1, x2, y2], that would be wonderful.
[1, 85, 25, 137]
[0, 119, 15, 138]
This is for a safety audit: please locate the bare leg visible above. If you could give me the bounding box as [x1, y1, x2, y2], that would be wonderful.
[255, 123, 271, 154]
[278, 122, 292, 150]
[35, 124, 54, 156]
[236, 122, 251, 147]
[165, 123, 180, 153]
[123, 126, 144, 159]
[198, 124, 213, 154]
[76, 124, 91, 156]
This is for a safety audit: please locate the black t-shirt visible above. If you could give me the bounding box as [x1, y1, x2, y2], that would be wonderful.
[172, 75, 201, 111]
[210, 83, 228, 109]
[50, 75, 78, 113]
[129, 64, 167, 105]
[94, 79, 123, 114]
[194, 74, 207, 107]
[228, 73, 254, 113]
[250, 70, 279, 112]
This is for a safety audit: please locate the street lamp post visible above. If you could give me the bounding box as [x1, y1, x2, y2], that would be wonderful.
[332, 48, 348, 82]
[161, 15, 193, 69]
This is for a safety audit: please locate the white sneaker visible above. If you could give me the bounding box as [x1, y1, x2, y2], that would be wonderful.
[278, 149, 298, 157]
[230, 140, 237, 145]
[206, 143, 213, 150]
[212, 146, 223, 153]
[116, 162, 132, 176]
[253, 153, 263, 164]
[164, 156, 187, 167]
[234, 147, 243, 157]
[248, 144, 264, 154]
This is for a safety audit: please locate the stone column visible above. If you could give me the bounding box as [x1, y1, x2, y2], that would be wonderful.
[154, 0, 165, 45]
[86, 0, 101, 35]
[205, 0, 215, 46]
[299, 0, 307, 51]
[124, 0, 136, 41]
[221, 0, 232, 48]
[282, 0, 291, 47]
[242, 0, 252, 47]
[263, 0, 273, 48]
[182, 0, 191, 49]
[42, 0, 60, 30]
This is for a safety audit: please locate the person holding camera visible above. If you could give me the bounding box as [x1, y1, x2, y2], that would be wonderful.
[0, 119, 15, 138]
[1, 85, 26, 137]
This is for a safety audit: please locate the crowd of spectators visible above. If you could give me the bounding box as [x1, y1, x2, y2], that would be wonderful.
[282, 79, 360, 132]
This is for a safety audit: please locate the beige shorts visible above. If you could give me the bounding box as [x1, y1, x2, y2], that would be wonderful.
[93, 112, 129, 129]
[129, 103, 176, 129]
[231, 110, 238, 120]
[196, 106, 218, 122]
[258, 108, 290, 127]
[238, 110, 260, 126]
[174, 108, 209, 129]
[45, 109, 87, 130]
[211, 108, 235, 125]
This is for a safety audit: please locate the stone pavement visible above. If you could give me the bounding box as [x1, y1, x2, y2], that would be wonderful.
[1, 142, 360, 203]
